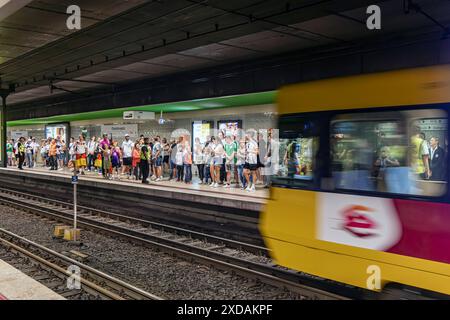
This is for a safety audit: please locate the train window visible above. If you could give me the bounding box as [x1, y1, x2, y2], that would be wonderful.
[271, 115, 320, 188]
[330, 109, 448, 197]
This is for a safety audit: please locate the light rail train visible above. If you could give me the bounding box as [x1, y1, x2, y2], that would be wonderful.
[260, 65, 450, 298]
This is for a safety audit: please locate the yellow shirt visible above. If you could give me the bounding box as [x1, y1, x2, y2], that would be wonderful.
[410, 136, 428, 174]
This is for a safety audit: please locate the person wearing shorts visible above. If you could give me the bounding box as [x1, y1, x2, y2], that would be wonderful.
[152, 136, 163, 181]
[244, 130, 259, 192]
[56, 137, 64, 170]
[121, 134, 134, 178]
[224, 135, 237, 188]
[75, 135, 87, 175]
[111, 141, 121, 179]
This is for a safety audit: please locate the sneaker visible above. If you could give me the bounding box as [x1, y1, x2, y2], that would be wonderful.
[223, 184, 230, 188]
[209, 182, 214, 187]
[245, 185, 252, 192]
[213, 182, 219, 188]
[250, 185, 256, 192]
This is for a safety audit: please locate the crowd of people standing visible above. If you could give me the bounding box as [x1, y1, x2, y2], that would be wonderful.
[7, 128, 278, 192]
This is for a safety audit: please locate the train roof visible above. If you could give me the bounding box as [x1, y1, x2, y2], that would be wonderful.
[278, 64, 450, 115]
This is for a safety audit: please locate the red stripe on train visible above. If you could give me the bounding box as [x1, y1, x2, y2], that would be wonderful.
[387, 199, 450, 264]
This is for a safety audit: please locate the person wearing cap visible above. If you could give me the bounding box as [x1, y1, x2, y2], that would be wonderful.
[121, 134, 134, 178]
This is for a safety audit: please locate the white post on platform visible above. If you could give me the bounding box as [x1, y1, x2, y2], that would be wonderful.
[72, 173, 78, 236]
[73, 182, 77, 230]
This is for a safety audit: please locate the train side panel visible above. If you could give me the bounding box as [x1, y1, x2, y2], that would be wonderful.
[260, 188, 450, 295]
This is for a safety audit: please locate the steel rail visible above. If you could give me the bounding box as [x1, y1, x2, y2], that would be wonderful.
[0, 227, 163, 300]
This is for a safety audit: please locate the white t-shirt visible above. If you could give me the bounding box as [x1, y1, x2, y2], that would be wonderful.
[76, 141, 86, 154]
[121, 140, 134, 158]
[87, 140, 97, 154]
[236, 147, 246, 166]
[176, 151, 183, 166]
[32, 142, 39, 153]
[246, 139, 258, 165]
[213, 143, 224, 163]
[194, 143, 204, 164]
[152, 142, 162, 158]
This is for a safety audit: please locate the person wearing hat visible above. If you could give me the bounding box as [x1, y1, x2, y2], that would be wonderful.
[121, 134, 134, 178]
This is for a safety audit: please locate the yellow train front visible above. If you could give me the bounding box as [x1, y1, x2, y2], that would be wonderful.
[260, 65, 450, 298]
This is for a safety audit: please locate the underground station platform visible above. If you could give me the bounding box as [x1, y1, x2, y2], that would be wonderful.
[0, 260, 64, 300]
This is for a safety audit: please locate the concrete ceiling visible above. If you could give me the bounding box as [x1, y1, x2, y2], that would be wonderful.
[1, 0, 450, 105]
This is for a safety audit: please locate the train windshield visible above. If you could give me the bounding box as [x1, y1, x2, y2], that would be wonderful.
[271, 115, 320, 188]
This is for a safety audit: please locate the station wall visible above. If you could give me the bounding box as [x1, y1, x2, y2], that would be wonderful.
[7, 104, 276, 143]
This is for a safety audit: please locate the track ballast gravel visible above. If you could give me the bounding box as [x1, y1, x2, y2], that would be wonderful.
[0, 205, 304, 300]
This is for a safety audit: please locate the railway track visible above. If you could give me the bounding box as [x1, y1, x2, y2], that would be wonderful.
[0, 228, 163, 300]
[0, 187, 358, 300]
